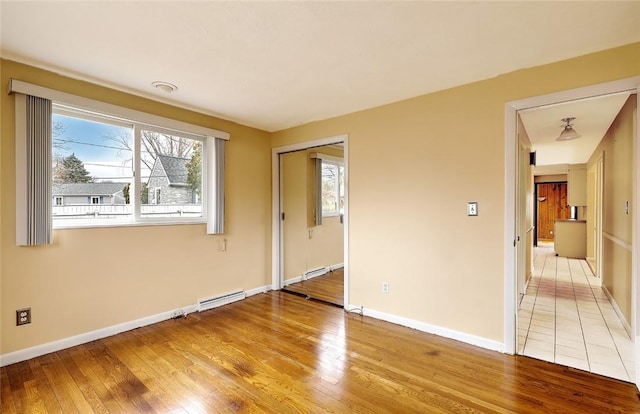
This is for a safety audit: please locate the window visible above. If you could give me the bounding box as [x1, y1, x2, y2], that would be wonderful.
[321, 160, 344, 217]
[11, 78, 228, 235]
[51, 106, 207, 227]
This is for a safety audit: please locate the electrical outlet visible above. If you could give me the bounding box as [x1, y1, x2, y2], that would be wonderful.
[171, 310, 186, 319]
[383, 282, 389, 293]
[16, 308, 31, 326]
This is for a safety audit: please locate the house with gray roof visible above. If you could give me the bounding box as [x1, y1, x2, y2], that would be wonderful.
[52, 182, 127, 206]
[147, 155, 197, 204]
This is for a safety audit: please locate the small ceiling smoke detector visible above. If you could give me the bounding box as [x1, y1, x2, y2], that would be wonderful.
[152, 81, 177, 94]
[556, 117, 581, 141]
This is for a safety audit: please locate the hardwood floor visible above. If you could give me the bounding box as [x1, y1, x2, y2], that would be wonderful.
[283, 268, 344, 306]
[3, 291, 640, 413]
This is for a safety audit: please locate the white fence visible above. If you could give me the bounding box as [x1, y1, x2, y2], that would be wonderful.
[53, 204, 202, 224]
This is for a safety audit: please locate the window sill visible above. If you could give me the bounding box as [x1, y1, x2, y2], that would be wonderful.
[53, 219, 207, 231]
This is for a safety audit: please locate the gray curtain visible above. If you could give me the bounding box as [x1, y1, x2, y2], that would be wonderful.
[208, 138, 225, 234]
[314, 158, 322, 226]
[19, 95, 52, 245]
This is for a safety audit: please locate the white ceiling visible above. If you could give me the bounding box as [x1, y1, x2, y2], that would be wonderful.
[519, 92, 633, 167]
[1, 2, 639, 132]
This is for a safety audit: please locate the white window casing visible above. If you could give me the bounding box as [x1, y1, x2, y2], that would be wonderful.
[11, 78, 229, 235]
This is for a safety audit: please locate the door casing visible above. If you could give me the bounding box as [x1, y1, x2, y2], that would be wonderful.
[504, 76, 640, 389]
[272, 134, 349, 304]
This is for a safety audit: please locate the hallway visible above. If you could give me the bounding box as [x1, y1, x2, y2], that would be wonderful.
[518, 244, 635, 382]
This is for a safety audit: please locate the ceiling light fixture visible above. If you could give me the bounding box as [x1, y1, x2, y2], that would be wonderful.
[152, 81, 177, 94]
[556, 117, 581, 141]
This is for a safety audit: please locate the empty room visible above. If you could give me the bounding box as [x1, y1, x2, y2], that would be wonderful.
[1, 2, 640, 413]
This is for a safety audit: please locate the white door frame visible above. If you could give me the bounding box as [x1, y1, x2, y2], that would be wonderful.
[595, 154, 604, 283]
[504, 77, 640, 387]
[272, 134, 349, 304]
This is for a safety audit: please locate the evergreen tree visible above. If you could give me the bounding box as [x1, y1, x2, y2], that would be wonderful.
[123, 183, 149, 204]
[123, 183, 130, 204]
[53, 153, 93, 184]
[140, 182, 149, 204]
[186, 142, 202, 201]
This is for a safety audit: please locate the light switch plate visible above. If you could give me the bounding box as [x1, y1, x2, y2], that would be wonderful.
[467, 202, 478, 216]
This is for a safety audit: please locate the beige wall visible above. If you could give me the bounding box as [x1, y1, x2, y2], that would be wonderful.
[282, 148, 344, 282]
[587, 95, 636, 324]
[535, 174, 567, 183]
[272, 42, 640, 342]
[0, 60, 272, 354]
[1, 42, 639, 356]
[308, 216, 344, 271]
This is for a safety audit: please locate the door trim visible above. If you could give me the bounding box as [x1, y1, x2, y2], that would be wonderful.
[504, 77, 640, 368]
[271, 134, 349, 305]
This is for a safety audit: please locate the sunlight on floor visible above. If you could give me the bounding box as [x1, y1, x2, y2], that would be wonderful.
[518, 244, 635, 382]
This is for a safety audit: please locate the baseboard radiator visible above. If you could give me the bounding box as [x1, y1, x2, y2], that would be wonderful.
[198, 290, 246, 312]
[303, 267, 329, 280]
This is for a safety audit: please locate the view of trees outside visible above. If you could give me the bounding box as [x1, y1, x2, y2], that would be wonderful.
[186, 141, 202, 200]
[51, 112, 203, 224]
[53, 153, 93, 184]
[52, 114, 133, 186]
[321, 162, 344, 214]
[105, 129, 197, 173]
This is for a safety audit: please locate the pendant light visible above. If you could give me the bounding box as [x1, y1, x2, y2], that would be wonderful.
[556, 117, 581, 141]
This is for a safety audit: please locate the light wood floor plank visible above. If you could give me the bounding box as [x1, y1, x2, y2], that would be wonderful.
[1, 368, 18, 414]
[3, 291, 640, 413]
[284, 268, 344, 305]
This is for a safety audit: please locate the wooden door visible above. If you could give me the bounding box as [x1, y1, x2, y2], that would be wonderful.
[537, 183, 570, 241]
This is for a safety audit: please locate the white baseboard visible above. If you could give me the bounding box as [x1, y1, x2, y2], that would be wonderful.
[602, 286, 632, 336]
[283, 276, 303, 286]
[350, 304, 504, 353]
[246, 284, 271, 297]
[284, 263, 344, 286]
[0, 284, 272, 367]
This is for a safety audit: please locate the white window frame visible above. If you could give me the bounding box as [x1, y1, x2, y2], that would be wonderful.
[10, 79, 229, 232]
[51, 105, 208, 227]
[54, 196, 63, 206]
[90, 196, 100, 205]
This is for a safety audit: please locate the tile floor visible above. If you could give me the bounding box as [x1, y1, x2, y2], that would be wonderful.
[518, 243, 635, 383]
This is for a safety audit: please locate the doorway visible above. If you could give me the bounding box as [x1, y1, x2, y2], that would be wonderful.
[535, 182, 570, 243]
[504, 77, 640, 388]
[271, 134, 349, 307]
[280, 145, 345, 306]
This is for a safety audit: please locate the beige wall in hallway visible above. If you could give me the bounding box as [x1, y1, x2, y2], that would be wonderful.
[587, 94, 636, 324]
[517, 115, 534, 284]
[271, 42, 640, 343]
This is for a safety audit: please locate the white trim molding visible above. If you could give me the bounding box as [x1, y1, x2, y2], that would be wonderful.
[505, 76, 640, 391]
[352, 304, 504, 353]
[271, 134, 349, 292]
[0, 284, 271, 367]
[603, 231, 633, 251]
